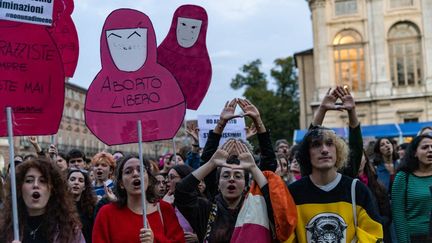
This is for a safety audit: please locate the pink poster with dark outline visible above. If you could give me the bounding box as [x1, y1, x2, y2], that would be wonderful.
[85, 9, 186, 146]
[48, 0, 79, 77]
[0, 21, 65, 136]
[158, 5, 212, 110]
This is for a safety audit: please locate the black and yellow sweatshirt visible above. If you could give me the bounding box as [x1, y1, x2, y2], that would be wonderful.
[287, 175, 383, 242]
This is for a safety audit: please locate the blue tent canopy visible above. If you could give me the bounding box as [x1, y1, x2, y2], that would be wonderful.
[398, 121, 432, 137]
[361, 124, 400, 138]
[293, 121, 432, 143]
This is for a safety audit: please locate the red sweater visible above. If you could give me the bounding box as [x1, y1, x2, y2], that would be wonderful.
[92, 201, 185, 243]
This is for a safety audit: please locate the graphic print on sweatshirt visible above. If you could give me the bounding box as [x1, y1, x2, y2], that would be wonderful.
[306, 213, 348, 243]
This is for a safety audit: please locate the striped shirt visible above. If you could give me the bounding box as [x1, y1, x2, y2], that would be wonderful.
[391, 171, 432, 242]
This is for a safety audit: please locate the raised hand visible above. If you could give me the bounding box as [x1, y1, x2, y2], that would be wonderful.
[234, 141, 256, 171]
[48, 144, 58, 156]
[104, 183, 117, 202]
[28, 136, 38, 145]
[186, 123, 199, 143]
[320, 88, 342, 111]
[245, 123, 257, 139]
[238, 98, 260, 120]
[220, 99, 241, 123]
[336, 86, 355, 111]
[209, 140, 236, 167]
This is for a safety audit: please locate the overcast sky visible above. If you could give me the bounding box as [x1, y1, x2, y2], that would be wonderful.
[71, 0, 313, 119]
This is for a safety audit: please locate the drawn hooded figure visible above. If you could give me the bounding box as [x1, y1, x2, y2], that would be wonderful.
[85, 8, 186, 146]
[158, 4, 211, 110]
[0, 20, 65, 136]
[48, 0, 79, 77]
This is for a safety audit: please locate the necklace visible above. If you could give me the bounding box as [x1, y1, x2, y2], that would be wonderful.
[29, 223, 42, 240]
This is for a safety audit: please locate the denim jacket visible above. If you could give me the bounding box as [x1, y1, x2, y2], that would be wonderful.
[375, 160, 398, 193]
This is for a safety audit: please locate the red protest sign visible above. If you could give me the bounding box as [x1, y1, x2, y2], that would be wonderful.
[0, 21, 65, 136]
[48, 0, 79, 77]
[158, 5, 212, 110]
[85, 9, 186, 146]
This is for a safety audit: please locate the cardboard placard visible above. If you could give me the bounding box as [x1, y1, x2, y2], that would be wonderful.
[48, 0, 79, 77]
[158, 5, 211, 110]
[85, 9, 186, 146]
[0, 0, 54, 26]
[197, 115, 246, 148]
[0, 21, 65, 136]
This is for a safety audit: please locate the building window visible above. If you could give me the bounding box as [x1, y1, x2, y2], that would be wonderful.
[388, 22, 422, 87]
[390, 0, 413, 8]
[333, 29, 365, 91]
[404, 117, 418, 123]
[335, 0, 357, 16]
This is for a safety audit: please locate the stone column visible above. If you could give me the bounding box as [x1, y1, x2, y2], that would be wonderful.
[421, 0, 432, 91]
[366, 0, 392, 97]
[309, 0, 331, 101]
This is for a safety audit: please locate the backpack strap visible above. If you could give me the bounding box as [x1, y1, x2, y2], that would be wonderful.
[203, 203, 218, 243]
[351, 178, 358, 226]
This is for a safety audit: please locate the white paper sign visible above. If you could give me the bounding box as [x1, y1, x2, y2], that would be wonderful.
[197, 115, 246, 148]
[0, 0, 54, 26]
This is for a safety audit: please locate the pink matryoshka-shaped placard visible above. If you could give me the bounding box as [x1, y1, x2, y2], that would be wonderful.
[157, 5, 211, 110]
[0, 20, 65, 136]
[85, 9, 186, 146]
[48, 0, 79, 77]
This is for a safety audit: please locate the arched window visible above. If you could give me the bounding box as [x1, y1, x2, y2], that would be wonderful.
[333, 29, 365, 91]
[388, 22, 422, 86]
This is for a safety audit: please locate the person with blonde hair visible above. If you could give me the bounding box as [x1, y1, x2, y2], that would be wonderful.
[287, 126, 383, 242]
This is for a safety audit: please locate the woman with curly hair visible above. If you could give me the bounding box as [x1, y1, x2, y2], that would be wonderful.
[0, 158, 84, 243]
[67, 168, 97, 243]
[392, 134, 432, 242]
[92, 155, 184, 243]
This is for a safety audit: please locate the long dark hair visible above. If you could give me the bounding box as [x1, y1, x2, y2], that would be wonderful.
[373, 137, 398, 166]
[0, 159, 81, 243]
[360, 151, 391, 219]
[114, 155, 158, 208]
[67, 168, 97, 219]
[397, 134, 432, 173]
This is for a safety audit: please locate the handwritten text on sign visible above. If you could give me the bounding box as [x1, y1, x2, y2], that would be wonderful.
[197, 115, 246, 147]
[100, 76, 163, 109]
[0, 0, 54, 26]
[0, 24, 65, 136]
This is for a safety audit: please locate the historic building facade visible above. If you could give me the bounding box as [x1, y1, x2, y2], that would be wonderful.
[295, 0, 432, 129]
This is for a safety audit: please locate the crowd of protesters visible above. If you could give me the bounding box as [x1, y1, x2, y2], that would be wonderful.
[0, 92, 431, 243]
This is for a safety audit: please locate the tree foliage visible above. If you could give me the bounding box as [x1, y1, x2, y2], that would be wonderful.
[231, 56, 299, 144]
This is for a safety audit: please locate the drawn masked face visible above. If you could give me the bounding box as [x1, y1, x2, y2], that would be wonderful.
[106, 28, 147, 71]
[176, 17, 202, 48]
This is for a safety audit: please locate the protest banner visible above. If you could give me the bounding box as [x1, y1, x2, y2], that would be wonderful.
[48, 0, 79, 77]
[0, 21, 65, 136]
[85, 8, 186, 146]
[0, 0, 54, 26]
[158, 4, 211, 110]
[197, 115, 246, 148]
